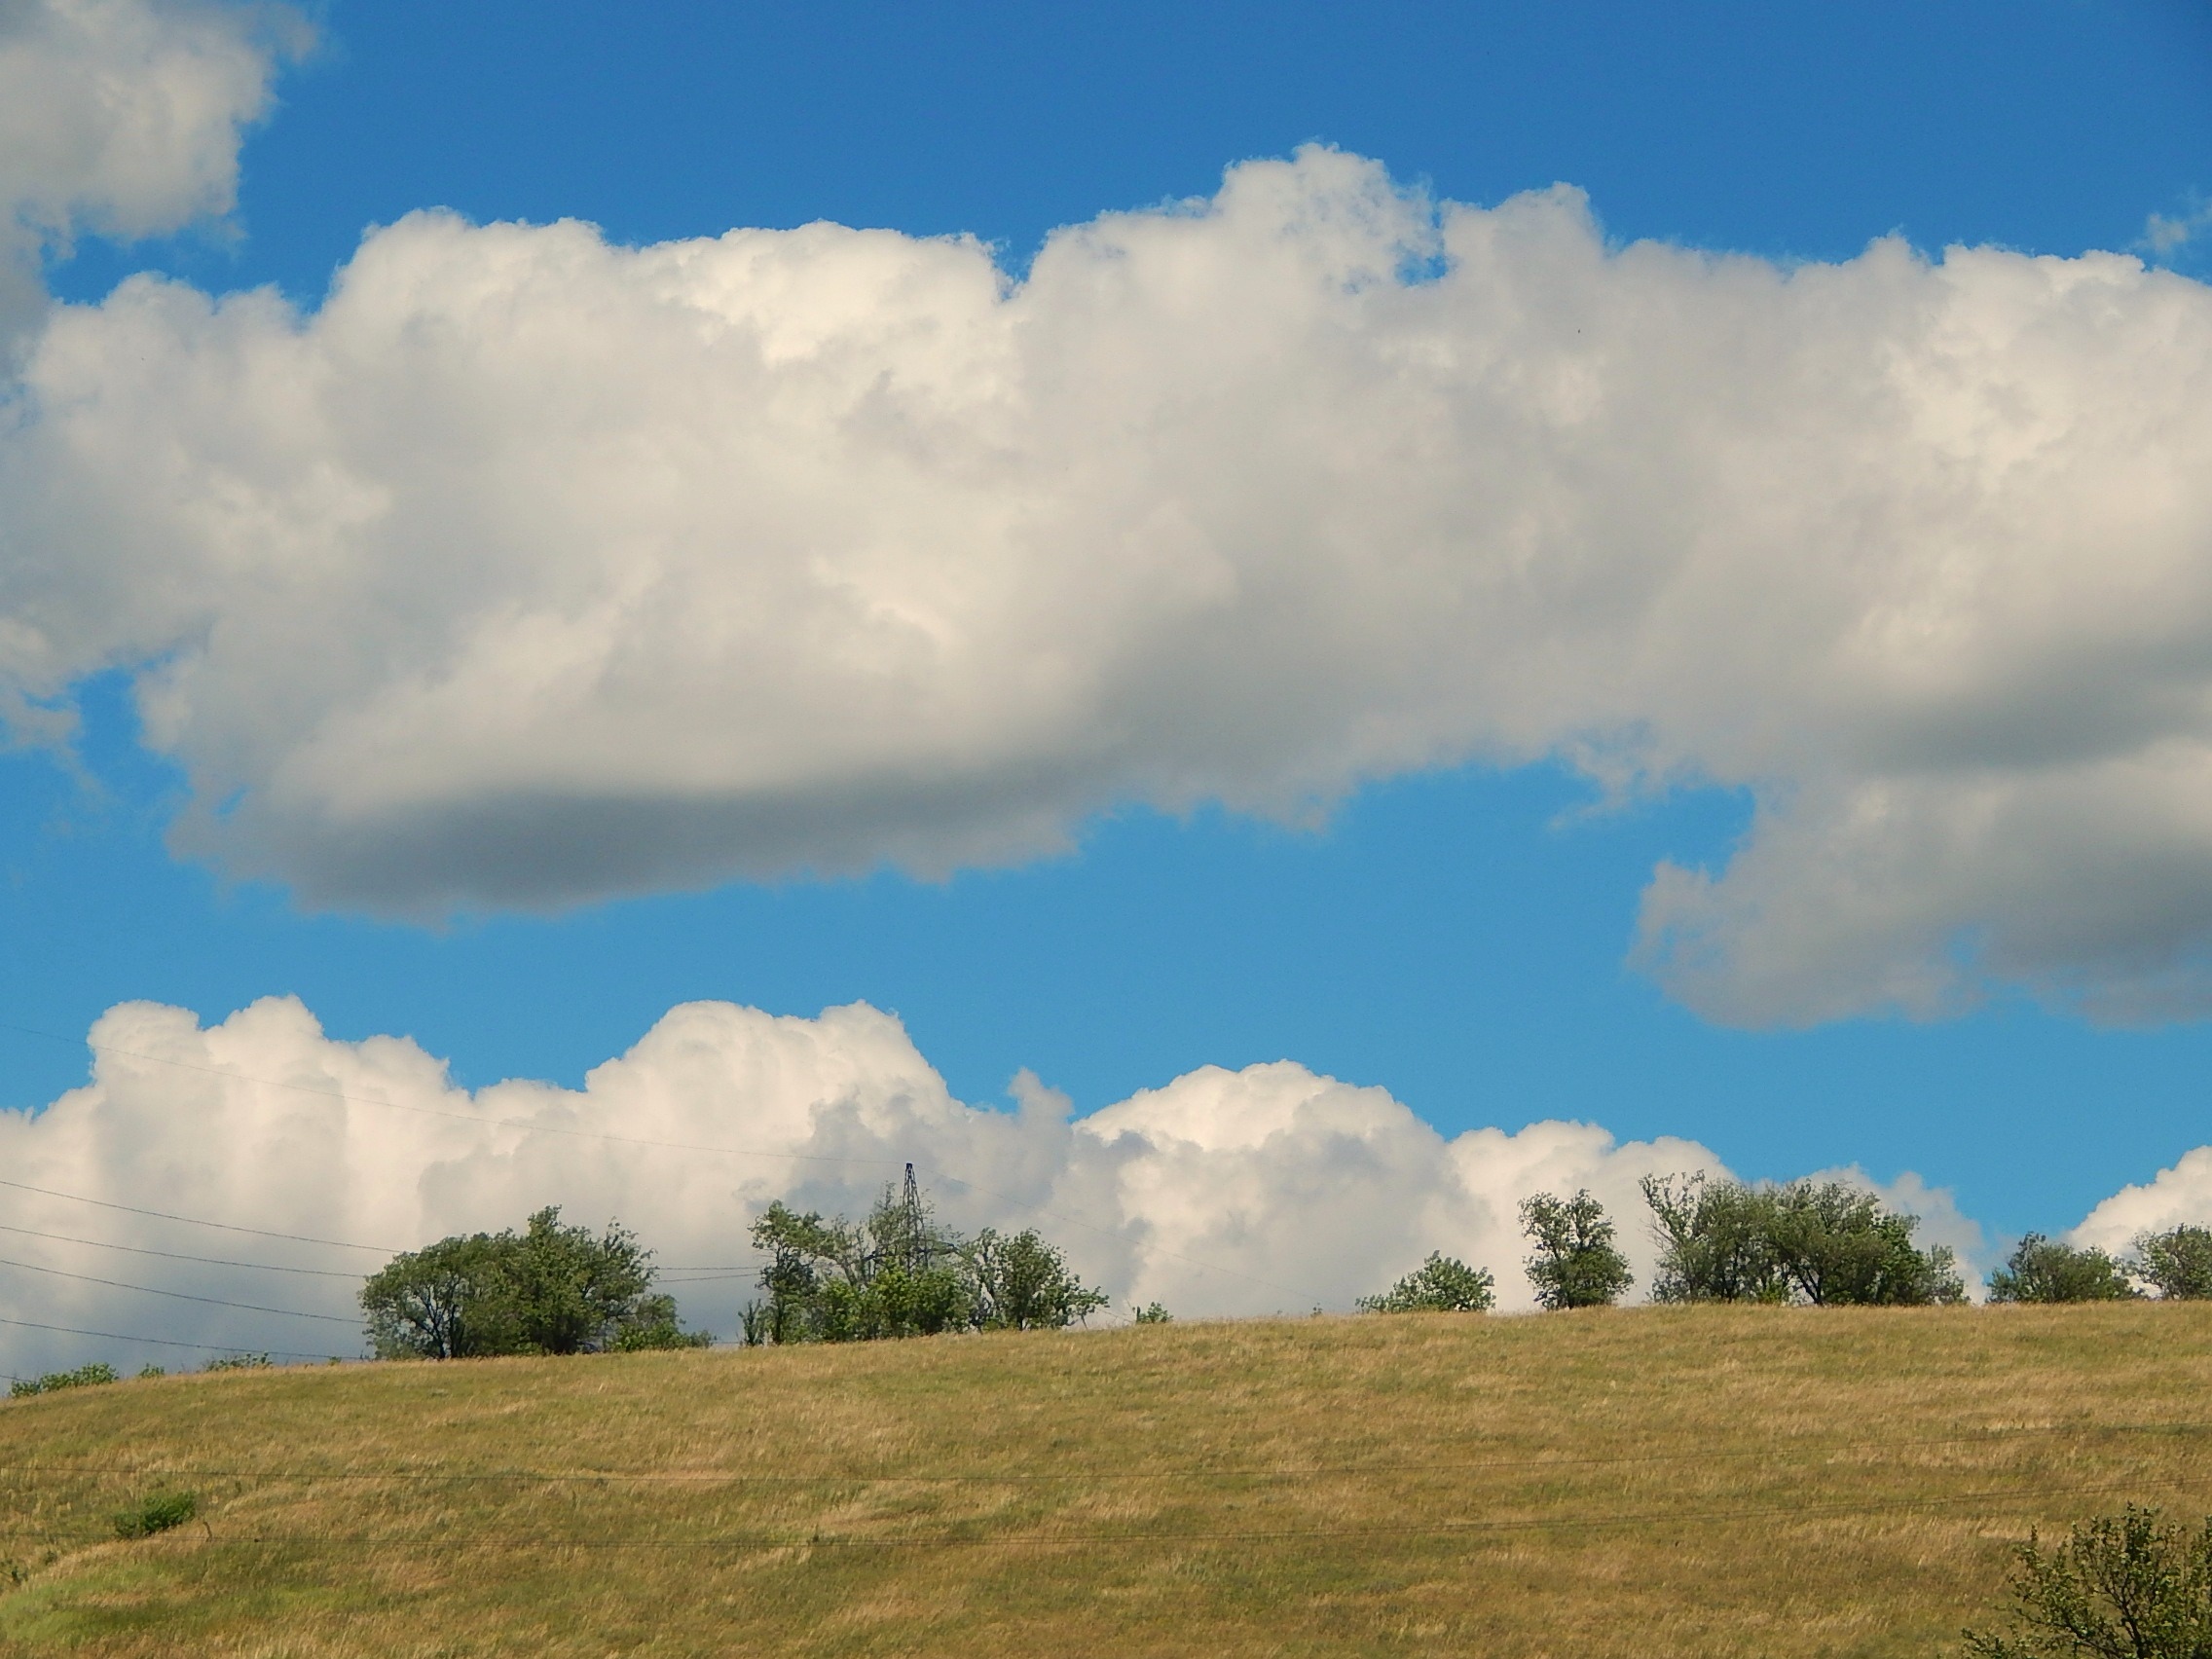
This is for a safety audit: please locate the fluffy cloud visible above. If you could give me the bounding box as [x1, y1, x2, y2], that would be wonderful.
[0, 0, 298, 341]
[4, 145, 2212, 1021]
[0, 996, 1725, 1375]
[2069, 1147, 2212, 1256]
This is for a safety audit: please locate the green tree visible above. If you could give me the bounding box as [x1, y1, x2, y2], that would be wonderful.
[1520, 1190, 1635, 1309]
[1641, 1173, 1962, 1306]
[968, 1229, 1109, 1331]
[2134, 1226, 2212, 1301]
[360, 1206, 706, 1358]
[1641, 1173, 1789, 1304]
[742, 1175, 1103, 1343]
[1358, 1253, 1495, 1313]
[1987, 1234, 2139, 1304]
[1763, 1180, 1966, 1307]
[1963, 1505, 2212, 1657]
[360, 1232, 519, 1359]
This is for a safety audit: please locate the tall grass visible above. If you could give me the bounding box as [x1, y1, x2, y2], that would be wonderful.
[0, 1303, 2205, 1656]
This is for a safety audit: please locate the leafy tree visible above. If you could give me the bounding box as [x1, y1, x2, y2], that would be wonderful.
[503, 1208, 661, 1355]
[1764, 1180, 1967, 1307]
[969, 1229, 1109, 1331]
[1963, 1505, 2212, 1657]
[1520, 1190, 1635, 1309]
[361, 1206, 707, 1359]
[1641, 1173, 1963, 1306]
[1132, 1302, 1173, 1324]
[1988, 1234, 2140, 1304]
[2134, 1226, 2212, 1301]
[362, 1231, 525, 1359]
[1358, 1253, 1495, 1313]
[1642, 1174, 1790, 1304]
[743, 1174, 1104, 1344]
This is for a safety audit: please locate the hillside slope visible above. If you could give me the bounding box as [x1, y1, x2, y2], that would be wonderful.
[0, 1305, 2205, 1657]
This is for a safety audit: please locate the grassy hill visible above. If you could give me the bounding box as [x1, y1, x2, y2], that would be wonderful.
[0, 1303, 2205, 1657]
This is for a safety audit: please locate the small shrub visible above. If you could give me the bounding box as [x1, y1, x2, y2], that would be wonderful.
[2134, 1225, 2212, 1300]
[1988, 1235, 2138, 1304]
[113, 1492, 197, 1540]
[10, 1363, 119, 1399]
[1358, 1253, 1495, 1313]
[1962, 1504, 2212, 1656]
[134, 1365, 166, 1380]
[202, 1352, 272, 1373]
[1132, 1303, 1172, 1324]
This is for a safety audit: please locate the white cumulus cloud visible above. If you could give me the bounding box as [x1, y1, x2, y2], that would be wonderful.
[3, 141, 2212, 1022]
[2069, 1147, 2212, 1256]
[0, 995, 1724, 1376]
[0, 0, 299, 341]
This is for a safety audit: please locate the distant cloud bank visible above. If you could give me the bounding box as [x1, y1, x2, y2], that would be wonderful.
[4, 992, 2194, 1379]
[0, 995, 1733, 1374]
[7, 3, 2212, 1025]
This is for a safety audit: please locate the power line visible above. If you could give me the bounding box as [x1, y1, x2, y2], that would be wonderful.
[0, 1177, 396, 1255]
[0, 1254, 357, 1323]
[0, 1220, 361, 1278]
[0, 1313, 343, 1361]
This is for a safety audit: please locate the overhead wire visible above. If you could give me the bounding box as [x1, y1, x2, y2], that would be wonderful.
[0, 1312, 341, 1361]
[0, 1220, 361, 1277]
[0, 1253, 355, 1324]
[0, 1176, 397, 1255]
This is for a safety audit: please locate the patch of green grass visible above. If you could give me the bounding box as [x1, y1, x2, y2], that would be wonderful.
[110, 1493, 195, 1541]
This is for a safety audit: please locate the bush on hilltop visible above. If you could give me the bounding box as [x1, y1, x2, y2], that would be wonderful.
[1357, 1253, 1496, 1313]
[1986, 1235, 2138, 1304]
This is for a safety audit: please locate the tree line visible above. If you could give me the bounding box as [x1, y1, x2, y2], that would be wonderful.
[352, 1171, 1111, 1360]
[1355, 1173, 2212, 1314]
[13, 1171, 2206, 1385]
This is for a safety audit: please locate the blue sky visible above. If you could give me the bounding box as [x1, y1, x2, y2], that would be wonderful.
[4, 0, 2212, 1295]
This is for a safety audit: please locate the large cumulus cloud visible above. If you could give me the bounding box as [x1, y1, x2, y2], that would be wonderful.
[1, 38, 2210, 1024]
[0, 996, 1730, 1374]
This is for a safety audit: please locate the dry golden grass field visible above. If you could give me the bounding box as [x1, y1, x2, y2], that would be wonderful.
[0, 1303, 2205, 1657]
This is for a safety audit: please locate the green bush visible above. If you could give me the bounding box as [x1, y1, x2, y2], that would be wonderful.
[1987, 1235, 2138, 1304]
[1132, 1303, 1173, 1324]
[10, 1363, 119, 1399]
[1963, 1504, 2212, 1656]
[2134, 1225, 2212, 1300]
[1358, 1253, 1495, 1313]
[113, 1492, 197, 1540]
[202, 1352, 272, 1373]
